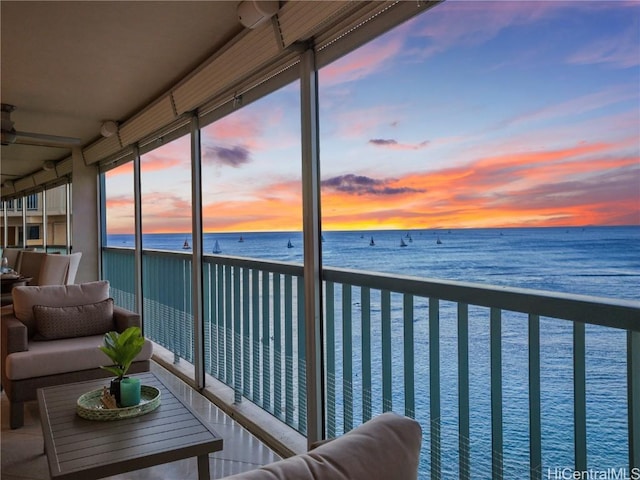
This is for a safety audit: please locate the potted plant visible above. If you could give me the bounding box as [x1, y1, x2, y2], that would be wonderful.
[99, 326, 145, 406]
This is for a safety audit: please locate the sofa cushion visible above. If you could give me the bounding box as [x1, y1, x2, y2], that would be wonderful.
[12, 281, 110, 337]
[34, 298, 114, 340]
[222, 412, 423, 480]
[5, 335, 154, 381]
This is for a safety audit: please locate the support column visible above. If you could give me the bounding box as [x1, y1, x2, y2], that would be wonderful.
[300, 45, 325, 447]
[71, 146, 98, 281]
[133, 145, 144, 318]
[190, 114, 205, 390]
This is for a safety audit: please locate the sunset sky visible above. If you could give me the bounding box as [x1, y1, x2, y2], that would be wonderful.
[105, 1, 640, 234]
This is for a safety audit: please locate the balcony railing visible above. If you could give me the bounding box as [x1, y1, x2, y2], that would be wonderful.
[102, 247, 640, 480]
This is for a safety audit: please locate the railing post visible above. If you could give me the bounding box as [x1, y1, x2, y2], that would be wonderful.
[491, 307, 503, 480]
[429, 297, 441, 480]
[233, 265, 242, 404]
[326, 281, 336, 437]
[261, 271, 271, 410]
[285, 275, 294, 425]
[403, 294, 415, 419]
[382, 290, 392, 412]
[629, 330, 640, 469]
[573, 322, 587, 471]
[342, 284, 353, 432]
[243, 269, 251, 398]
[361, 287, 372, 422]
[529, 314, 542, 480]
[458, 303, 470, 480]
[300, 44, 325, 447]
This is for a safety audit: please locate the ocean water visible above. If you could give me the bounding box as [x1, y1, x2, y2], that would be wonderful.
[107, 225, 640, 476]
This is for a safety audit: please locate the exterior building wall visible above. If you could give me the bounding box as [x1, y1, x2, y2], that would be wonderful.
[1, 187, 69, 248]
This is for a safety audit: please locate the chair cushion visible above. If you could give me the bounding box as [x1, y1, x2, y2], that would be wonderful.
[12, 281, 110, 337]
[5, 335, 154, 380]
[38, 253, 71, 285]
[17, 251, 47, 285]
[33, 298, 114, 340]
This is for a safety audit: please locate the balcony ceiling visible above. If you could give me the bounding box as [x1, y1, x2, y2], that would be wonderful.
[0, 0, 242, 191]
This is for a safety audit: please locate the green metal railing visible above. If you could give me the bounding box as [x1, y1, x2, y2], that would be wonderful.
[102, 247, 640, 479]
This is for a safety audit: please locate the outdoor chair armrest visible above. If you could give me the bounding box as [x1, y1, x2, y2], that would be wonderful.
[113, 305, 141, 332]
[2, 314, 28, 354]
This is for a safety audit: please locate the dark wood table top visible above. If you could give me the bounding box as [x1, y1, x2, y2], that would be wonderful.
[1, 275, 31, 288]
[37, 371, 223, 480]
[1, 276, 32, 305]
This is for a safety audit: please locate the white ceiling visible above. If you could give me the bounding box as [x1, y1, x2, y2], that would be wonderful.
[1, 1, 243, 189]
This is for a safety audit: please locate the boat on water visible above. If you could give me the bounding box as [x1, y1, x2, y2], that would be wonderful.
[369, 236, 375, 246]
[436, 236, 442, 245]
[212, 240, 222, 254]
[238, 236, 244, 243]
[400, 238, 408, 247]
[287, 239, 294, 248]
[182, 238, 191, 249]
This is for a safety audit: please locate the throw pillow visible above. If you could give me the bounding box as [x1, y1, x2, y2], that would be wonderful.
[12, 280, 110, 337]
[33, 298, 114, 341]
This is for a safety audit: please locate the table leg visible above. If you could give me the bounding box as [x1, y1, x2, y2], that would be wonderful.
[197, 454, 210, 480]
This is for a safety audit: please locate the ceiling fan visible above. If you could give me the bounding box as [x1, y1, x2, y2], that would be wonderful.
[1, 103, 81, 148]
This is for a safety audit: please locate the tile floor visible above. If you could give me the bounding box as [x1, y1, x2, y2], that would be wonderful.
[1, 362, 281, 480]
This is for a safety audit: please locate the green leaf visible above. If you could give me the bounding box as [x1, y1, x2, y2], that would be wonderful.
[98, 326, 144, 379]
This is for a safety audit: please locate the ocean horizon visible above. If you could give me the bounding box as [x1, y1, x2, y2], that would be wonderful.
[108, 225, 640, 301]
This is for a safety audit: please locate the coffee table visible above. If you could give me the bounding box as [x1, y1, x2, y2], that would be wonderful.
[37, 371, 223, 480]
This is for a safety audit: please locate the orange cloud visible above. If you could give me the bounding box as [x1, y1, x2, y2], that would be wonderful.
[105, 137, 639, 234]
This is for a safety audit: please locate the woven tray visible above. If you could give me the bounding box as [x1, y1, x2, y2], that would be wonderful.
[76, 385, 161, 421]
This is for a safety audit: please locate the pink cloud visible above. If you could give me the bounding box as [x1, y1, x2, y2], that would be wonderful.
[320, 33, 404, 86]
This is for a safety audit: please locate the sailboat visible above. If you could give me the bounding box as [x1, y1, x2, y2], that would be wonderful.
[238, 235, 244, 243]
[182, 238, 191, 249]
[436, 236, 442, 245]
[212, 240, 222, 254]
[287, 239, 294, 248]
[369, 236, 375, 246]
[400, 238, 407, 247]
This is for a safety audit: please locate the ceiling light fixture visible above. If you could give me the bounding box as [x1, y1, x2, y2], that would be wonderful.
[100, 120, 118, 138]
[43, 160, 56, 171]
[237, 0, 279, 29]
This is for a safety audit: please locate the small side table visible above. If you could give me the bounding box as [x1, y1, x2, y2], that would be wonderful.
[1, 276, 32, 306]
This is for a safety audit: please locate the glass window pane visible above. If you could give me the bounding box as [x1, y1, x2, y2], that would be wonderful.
[201, 82, 302, 260]
[103, 163, 136, 310]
